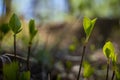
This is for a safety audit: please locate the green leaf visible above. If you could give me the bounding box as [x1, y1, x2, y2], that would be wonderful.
[83, 61, 94, 78]
[9, 13, 22, 34]
[83, 17, 91, 37]
[29, 19, 38, 42]
[111, 52, 117, 66]
[115, 67, 120, 80]
[103, 41, 115, 59]
[3, 61, 19, 80]
[19, 71, 30, 80]
[83, 17, 97, 42]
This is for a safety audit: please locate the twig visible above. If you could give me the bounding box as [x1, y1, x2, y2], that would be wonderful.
[14, 34, 16, 60]
[111, 70, 115, 80]
[106, 58, 110, 80]
[77, 45, 86, 80]
[27, 42, 31, 70]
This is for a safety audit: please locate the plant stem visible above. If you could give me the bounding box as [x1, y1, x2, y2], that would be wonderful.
[106, 58, 110, 80]
[111, 70, 115, 80]
[27, 42, 31, 70]
[77, 45, 86, 80]
[14, 34, 16, 60]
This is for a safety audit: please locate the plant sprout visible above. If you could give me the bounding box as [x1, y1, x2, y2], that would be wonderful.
[103, 41, 117, 80]
[77, 17, 97, 80]
[83, 17, 97, 43]
[27, 19, 38, 70]
[9, 13, 22, 60]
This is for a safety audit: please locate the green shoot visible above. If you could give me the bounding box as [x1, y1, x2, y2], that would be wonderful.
[103, 41, 117, 80]
[27, 19, 38, 70]
[9, 13, 22, 60]
[29, 19, 38, 43]
[83, 17, 97, 43]
[83, 61, 94, 79]
[3, 61, 19, 80]
[103, 41, 115, 59]
[77, 17, 97, 80]
[9, 13, 22, 34]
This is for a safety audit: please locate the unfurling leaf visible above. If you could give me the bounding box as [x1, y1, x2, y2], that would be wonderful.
[103, 41, 114, 58]
[83, 17, 97, 42]
[111, 52, 117, 66]
[29, 19, 38, 42]
[103, 41, 117, 65]
[9, 13, 22, 34]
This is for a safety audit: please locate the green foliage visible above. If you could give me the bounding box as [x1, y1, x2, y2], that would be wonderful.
[111, 52, 117, 66]
[3, 61, 19, 80]
[103, 41, 116, 62]
[0, 23, 10, 34]
[29, 19, 38, 42]
[83, 61, 94, 78]
[3, 61, 30, 80]
[9, 13, 22, 34]
[0, 23, 10, 40]
[83, 17, 97, 43]
[69, 0, 120, 18]
[19, 71, 30, 80]
[115, 65, 120, 80]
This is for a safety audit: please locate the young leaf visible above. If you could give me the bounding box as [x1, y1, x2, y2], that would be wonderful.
[29, 19, 38, 42]
[103, 41, 115, 59]
[9, 13, 22, 34]
[83, 17, 97, 42]
[3, 61, 19, 80]
[111, 52, 117, 66]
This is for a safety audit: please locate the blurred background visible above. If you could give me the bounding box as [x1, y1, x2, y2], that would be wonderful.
[0, 0, 120, 80]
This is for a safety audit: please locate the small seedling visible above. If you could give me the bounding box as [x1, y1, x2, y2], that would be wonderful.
[77, 17, 97, 80]
[27, 19, 38, 70]
[103, 41, 117, 80]
[9, 13, 22, 60]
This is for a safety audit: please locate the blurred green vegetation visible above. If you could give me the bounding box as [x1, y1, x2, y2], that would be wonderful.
[69, 0, 120, 18]
[0, 0, 120, 80]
